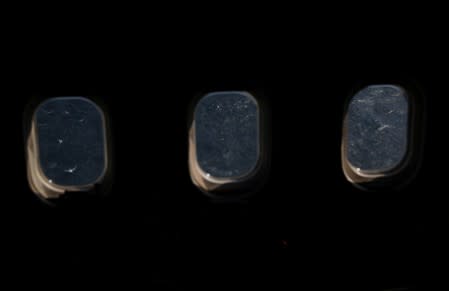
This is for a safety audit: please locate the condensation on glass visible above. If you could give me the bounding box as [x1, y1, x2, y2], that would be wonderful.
[26, 97, 109, 200]
[342, 84, 413, 187]
[189, 91, 267, 197]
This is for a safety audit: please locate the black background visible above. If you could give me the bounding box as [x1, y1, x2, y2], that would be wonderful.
[2, 26, 449, 290]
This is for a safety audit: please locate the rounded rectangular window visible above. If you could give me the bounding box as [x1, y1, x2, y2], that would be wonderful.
[342, 84, 424, 189]
[25, 97, 111, 201]
[188, 91, 269, 199]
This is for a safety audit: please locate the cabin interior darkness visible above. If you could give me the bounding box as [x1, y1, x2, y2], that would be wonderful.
[1, 49, 448, 290]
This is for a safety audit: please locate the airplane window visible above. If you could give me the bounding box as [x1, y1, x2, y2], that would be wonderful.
[26, 97, 110, 201]
[342, 84, 423, 189]
[347, 85, 409, 173]
[188, 91, 268, 198]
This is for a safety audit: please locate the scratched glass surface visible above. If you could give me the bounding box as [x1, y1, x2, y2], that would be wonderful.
[346, 85, 409, 173]
[195, 92, 259, 178]
[35, 97, 106, 186]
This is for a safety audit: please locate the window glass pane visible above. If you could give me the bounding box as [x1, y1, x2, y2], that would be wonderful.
[189, 91, 265, 196]
[35, 97, 107, 186]
[194, 91, 259, 179]
[26, 96, 109, 200]
[346, 85, 409, 174]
